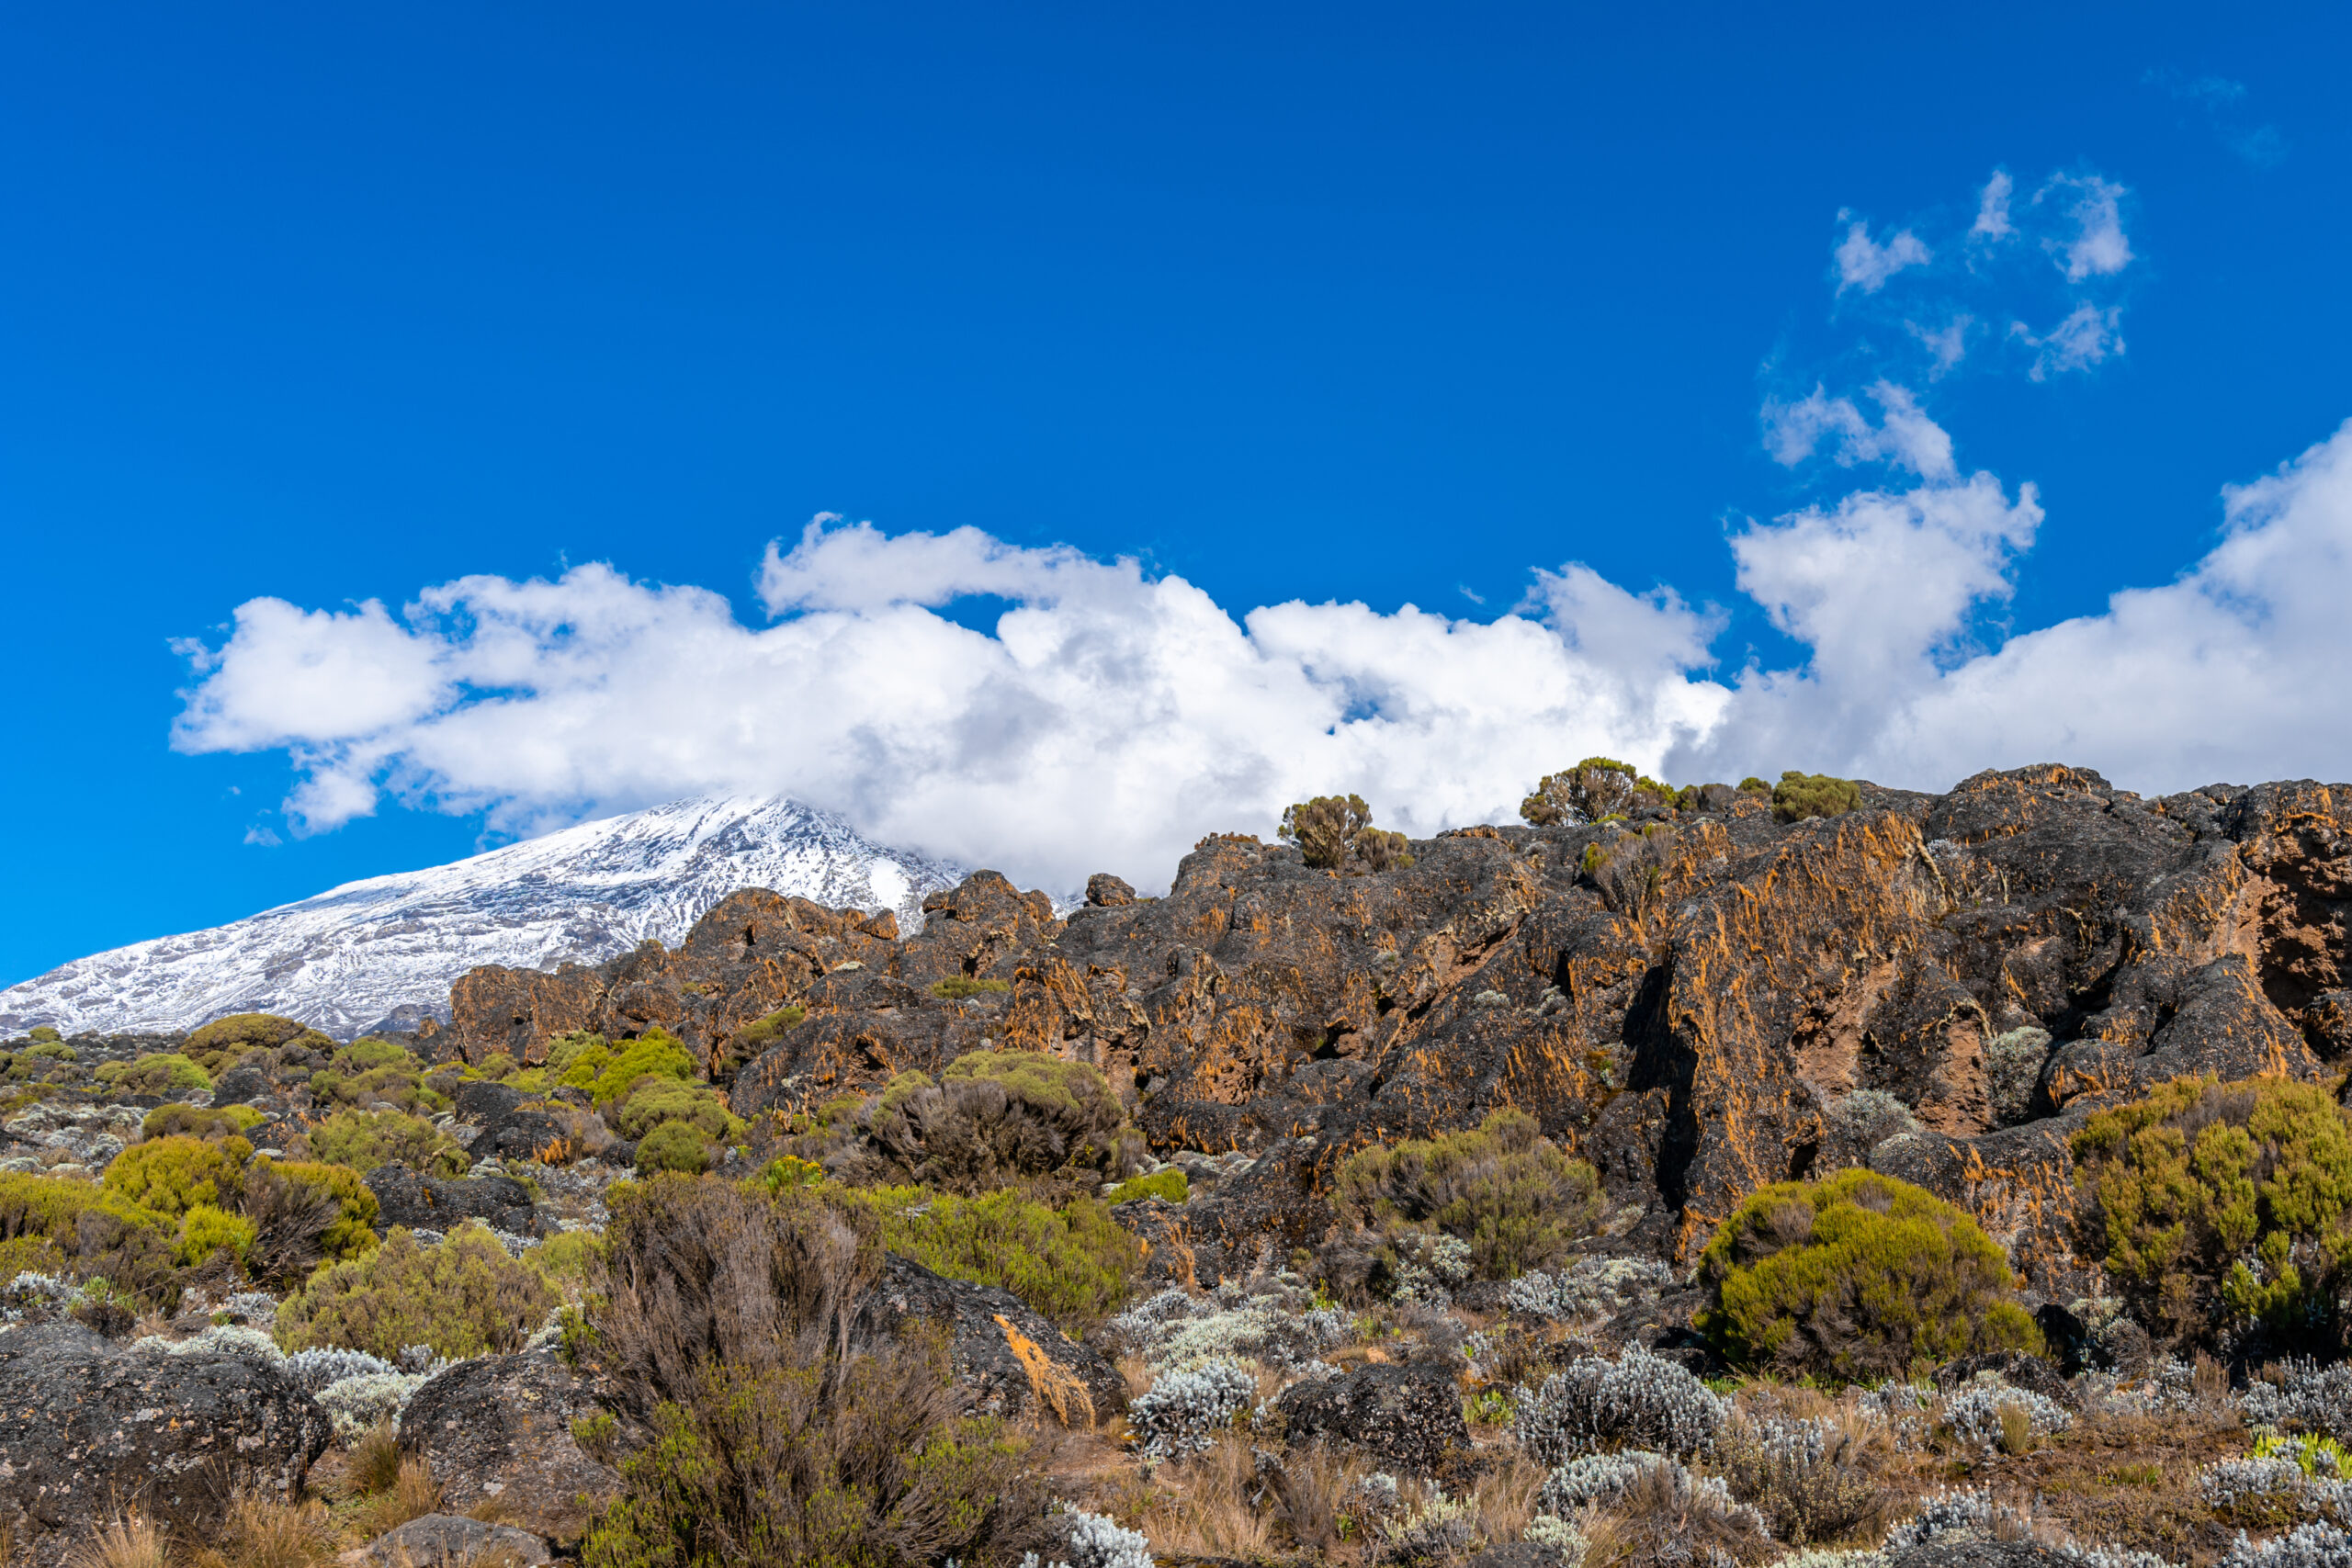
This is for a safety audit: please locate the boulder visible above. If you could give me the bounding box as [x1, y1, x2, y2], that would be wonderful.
[366, 1167, 541, 1238]
[450, 1080, 524, 1124]
[855, 1253, 1126, 1427]
[210, 1064, 271, 1105]
[0, 1322, 329, 1566]
[363, 1513, 553, 1567]
[472, 1106, 574, 1163]
[1272, 1359, 1468, 1472]
[397, 1351, 621, 1545]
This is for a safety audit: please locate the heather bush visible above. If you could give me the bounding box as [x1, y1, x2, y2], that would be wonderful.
[633, 1120, 715, 1174]
[306, 1108, 468, 1176]
[1280, 794, 1415, 872]
[102, 1134, 246, 1216]
[831, 1049, 1146, 1195]
[1713, 1412, 1892, 1546]
[308, 1039, 442, 1112]
[1514, 1345, 1728, 1464]
[95, 1052, 213, 1096]
[175, 1202, 257, 1268]
[610, 1077, 741, 1142]
[932, 976, 1012, 999]
[0, 1172, 177, 1301]
[1330, 1107, 1602, 1289]
[2072, 1075, 2352, 1350]
[275, 1222, 556, 1360]
[1698, 1168, 2041, 1380]
[842, 1184, 1143, 1331]
[240, 1157, 379, 1287]
[732, 1005, 806, 1048]
[577, 1029, 699, 1108]
[1771, 772, 1862, 823]
[581, 1173, 1057, 1568]
[1106, 1168, 1188, 1205]
[1519, 757, 1675, 827]
[187, 1011, 325, 1058]
[140, 1102, 264, 1141]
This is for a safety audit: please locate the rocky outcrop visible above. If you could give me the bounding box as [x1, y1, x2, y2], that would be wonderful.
[0, 1323, 330, 1566]
[366, 1168, 543, 1238]
[1272, 1359, 1470, 1472]
[435, 766, 2352, 1290]
[397, 1351, 622, 1544]
[856, 1253, 1126, 1427]
[363, 1514, 555, 1568]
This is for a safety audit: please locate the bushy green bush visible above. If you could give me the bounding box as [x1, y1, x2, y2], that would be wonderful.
[96, 1053, 214, 1096]
[610, 1078, 741, 1143]
[553, 1028, 700, 1109]
[831, 1049, 1145, 1194]
[582, 1175, 1055, 1568]
[524, 1229, 603, 1294]
[2072, 1074, 2352, 1348]
[176, 1202, 257, 1268]
[306, 1108, 469, 1176]
[634, 1120, 715, 1174]
[466, 1049, 519, 1080]
[930, 976, 1011, 999]
[0, 1172, 177, 1301]
[1520, 757, 1676, 827]
[1107, 1168, 1188, 1205]
[276, 1222, 557, 1360]
[22, 1039, 76, 1063]
[1698, 1168, 2041, 1380]
[1332, 1107, 1602, 1282]
[141, 1102, 264, 1141]
[188, 1011, 320, 1053]
[1770, 771, 1861, 823]
[842, 1184, 1142, 1332]
[241, 1157, 380, 1285]
[1279, 794, 1414, 873]
[733, 1007, 807, 1049]
[103, 1133, 246, 1216]
[308, 1039, 444, 1112]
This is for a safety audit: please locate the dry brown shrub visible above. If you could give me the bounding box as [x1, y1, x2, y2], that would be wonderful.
[359, 1458, 442, 1539]
[1470, 1451, 1549, 1550]
[64, 1513, 171, 1568]
[1136, 1431, 1278, 1561]
[1583, 1462, 1775, 1568]
[187, 1495, 338, 1568]
[346, 1423, 402, 1497]
[1262, 1441, 1379, 1561]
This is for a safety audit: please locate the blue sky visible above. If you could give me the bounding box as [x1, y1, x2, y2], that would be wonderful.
[6, 2, 2350, 986]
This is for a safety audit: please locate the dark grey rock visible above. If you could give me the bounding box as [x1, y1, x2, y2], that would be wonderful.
[398, 1351, 620, 1545]
[1273, 1359, 1468, 1472]
[451, 1080, 525, 1124]
[0, 1322, 329, 1567]
[364, 1512, 553, 1567]
[855, 1252, 1126, 1427]
[210, 1065, 271, 1105]
[366, 1166, 542, 1238]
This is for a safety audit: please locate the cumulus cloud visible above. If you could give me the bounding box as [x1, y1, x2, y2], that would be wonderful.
[1971, 171, 2015, 241]
[1763, 382, 1956, 479]
[2038, 174, 2133, 281]
[2009, 303, 2125, 381]
[172, 420, 2352, 889]
[1834, 218, 1932, 294]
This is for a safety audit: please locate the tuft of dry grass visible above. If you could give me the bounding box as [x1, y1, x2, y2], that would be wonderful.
[358, 1458, 442, 1539]
[65, 1513, 171, 1568]
[1116, 1353, 1154, 1403]
[346, 1424, 403, 1498]
[187, 1495, 339, 1568]
[1136, 1431, 1278, 1561]
[1261, 1441, 1379, 1562]
[1470, 1451, 1549, 1548]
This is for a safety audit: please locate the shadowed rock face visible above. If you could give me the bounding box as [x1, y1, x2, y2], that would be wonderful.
[441, 765, 2352, 1285]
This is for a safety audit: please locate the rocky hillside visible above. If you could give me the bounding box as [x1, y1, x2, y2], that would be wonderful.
[437, 762, 2352, 1282]
[0, 796, 964, 1041]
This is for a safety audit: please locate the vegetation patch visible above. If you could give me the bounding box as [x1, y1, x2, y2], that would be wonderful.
[276, 1222, 557, 1361]
[306, 1108, 469, 1176]
[1330, 1106, 1603, 1288]
[841, 1183, 1143, 1332]
[1770, 771, 1862, 823]
[1279, 793, 1414, 872]
[1520, 757, 1677, 827]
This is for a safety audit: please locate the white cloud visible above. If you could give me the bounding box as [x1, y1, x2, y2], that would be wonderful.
[2009, 303, 2125, 381]
[2038, 174, 2133, 281]
[1971, 172, 2014, 240]
[1906, 316, 1972, 377]
[1834, 219, 1932, 294]
[173, 421, 2352, 885]
[1763, 382, 1956, 479]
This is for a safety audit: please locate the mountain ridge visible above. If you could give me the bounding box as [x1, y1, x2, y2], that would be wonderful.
[0, 797, 965, 1040]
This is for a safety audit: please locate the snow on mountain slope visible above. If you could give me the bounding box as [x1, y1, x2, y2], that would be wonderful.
[0, 798, 967, 1040]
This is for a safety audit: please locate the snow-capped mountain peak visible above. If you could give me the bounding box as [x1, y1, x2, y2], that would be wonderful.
[0, 797, 965, 1040]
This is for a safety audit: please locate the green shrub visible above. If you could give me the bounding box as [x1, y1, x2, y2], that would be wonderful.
[0, 1172, 177, 1301]
[467, 1050, 519, 1080]
[96, 1053, 214, 1096]
[103, 1134, 246, 1216]
[1699, 1168, 2041, 1380]
[580, 1029, 699, 1108]
[1770, 771, 1861, 823]
[23, 1041, 76, 1063]
[1106, 1168, 1189, 1205]
[187, 1012, 324, 1056]
[844, 1184, 1142, 1332]
[176, 1203, 257, 1268]
[141, 1103, 264, 1141]
[524, 1229, 604, 1294]
[241, 1157, 380, 1285]
[733, 1007, 807, 1048]
[612, 1078, 742, 1143]
[2072, 1075, 2352, 1348]
[307, 1108, 469, 1176]
[835, 1049, 1145, 1194]
[332, 1038, 413, 1073]
[929, 977, 1011, 1000]
[1737, 776, 1771, 795]
[1519, 757, 1677, 827]
[307, 1043, 443, 1111]
[582, 1175, 1055, 1568]
[635, 1120, 715, 1175]
[1279, 794, 1414, 873]
[27, 1026, 61, 1043]
[1332, 1107, 1602, 1282]
[276, 1222, 558, 1360]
